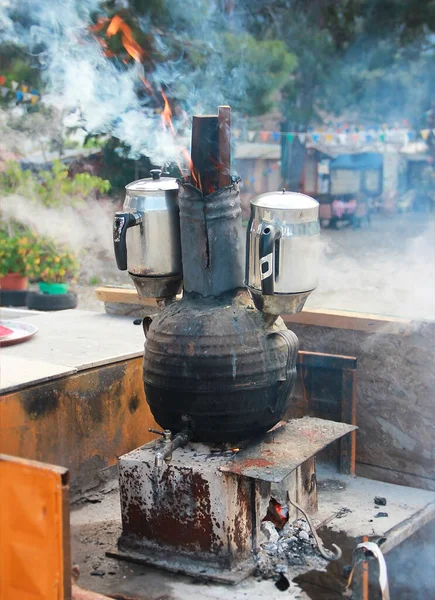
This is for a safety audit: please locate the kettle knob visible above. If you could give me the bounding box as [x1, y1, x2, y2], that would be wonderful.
[150, 169, 162, 180]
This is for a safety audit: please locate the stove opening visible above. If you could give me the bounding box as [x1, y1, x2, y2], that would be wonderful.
[263, 497, 290, 530]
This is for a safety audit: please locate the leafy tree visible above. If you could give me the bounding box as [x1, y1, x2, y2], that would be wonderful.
[240, 0, 435, 188]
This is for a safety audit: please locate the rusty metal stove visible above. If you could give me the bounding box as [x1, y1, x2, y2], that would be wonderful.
[110, 106, 352, 583]
[110, 417, 355, 583]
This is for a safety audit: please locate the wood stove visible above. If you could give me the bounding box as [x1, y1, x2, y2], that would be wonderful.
[111, 106, 352, 582]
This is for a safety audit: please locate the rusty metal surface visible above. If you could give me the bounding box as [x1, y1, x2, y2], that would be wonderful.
[117, 441, 261, 577]
[0, 358, 158, 496]
[178, 181, 245, 297]
[220, 416, 357, 482]
[0, 454, 71, 600]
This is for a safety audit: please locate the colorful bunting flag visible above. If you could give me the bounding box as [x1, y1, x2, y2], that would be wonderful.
[21, 85, 29, 93]
[420, 129, 430, 141]
[272, 132, 280, 142]
[297, 133, 306, 144]
[287, 133, 294, 142]
[11, 81, 18, 90]
[0, 75, 5, 85]
[16, 90, 23, 101]
[31, 95, 39, 104]
[260, 131, 269, 142]
[247, 131, 256, 142]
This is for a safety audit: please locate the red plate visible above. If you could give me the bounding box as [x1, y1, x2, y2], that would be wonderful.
[0, 320, 38, 346]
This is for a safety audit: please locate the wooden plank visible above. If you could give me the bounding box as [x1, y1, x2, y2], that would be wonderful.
[284, 308, 413, 335]
[191, 114, 219, 194]
[340, 369, 357, 475]
[95, 286, 157, 306]
[218, 105, 231, 188]
[298, 350, 357, 371]
[95, 287, 413, 335]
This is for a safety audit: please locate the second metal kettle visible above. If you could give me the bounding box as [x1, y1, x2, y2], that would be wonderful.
[245, 190, 320, 315]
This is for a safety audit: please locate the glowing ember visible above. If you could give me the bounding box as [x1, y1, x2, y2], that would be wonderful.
[263, 498, 289, 529]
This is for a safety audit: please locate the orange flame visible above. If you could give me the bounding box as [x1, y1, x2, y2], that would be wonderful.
[106, 15, 144, 62]
[89, 17, 109, 33]
[141, 76, 153, 94]
[161, 92, 175, 135]
[90, 15, 196, 183]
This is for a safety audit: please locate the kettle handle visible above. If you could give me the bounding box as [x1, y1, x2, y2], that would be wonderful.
[259, 224, 280, 295]
[113, 212, 142, 271]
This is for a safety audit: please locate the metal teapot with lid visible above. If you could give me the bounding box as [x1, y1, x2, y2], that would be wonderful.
[245, 190, 320, 315]
[113, 169, 182, 299]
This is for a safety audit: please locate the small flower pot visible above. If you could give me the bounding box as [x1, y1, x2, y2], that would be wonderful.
[38, 282, 69, 295]
[0, 273, 28, 291]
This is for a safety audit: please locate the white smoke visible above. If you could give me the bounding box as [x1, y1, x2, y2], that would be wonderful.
[0, 0, 247, 165]
[306, 217, 435, 320]
[1, 193, 115, 280]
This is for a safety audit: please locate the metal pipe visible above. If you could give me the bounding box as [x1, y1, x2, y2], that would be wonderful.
[149, 427, 192, 467]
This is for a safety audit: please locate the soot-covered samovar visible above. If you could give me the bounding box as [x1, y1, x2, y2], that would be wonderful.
[113, 107, 319, 444]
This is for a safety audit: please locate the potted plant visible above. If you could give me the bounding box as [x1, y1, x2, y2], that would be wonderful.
[0, 230, 34, 289]
[0, 228, 36, 306]
[25, 237, 80, 311]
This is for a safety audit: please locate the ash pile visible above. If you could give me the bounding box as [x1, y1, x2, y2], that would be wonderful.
[256, 510, 329, 580]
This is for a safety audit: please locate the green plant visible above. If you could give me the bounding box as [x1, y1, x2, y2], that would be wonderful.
[25, 237, 80, 283]
[0, 160, 111, 207]
[0, 228, 36, 277]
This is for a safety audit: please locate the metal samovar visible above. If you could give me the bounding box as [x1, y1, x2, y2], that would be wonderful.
[113, 109, 319, 444]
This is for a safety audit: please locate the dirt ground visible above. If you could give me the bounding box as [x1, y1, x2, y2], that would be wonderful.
[77, 212, 434, 320]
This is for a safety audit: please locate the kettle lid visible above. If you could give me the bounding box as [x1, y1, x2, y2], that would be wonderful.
[251, 190, 319, 211]
[125, 169, 178, 193]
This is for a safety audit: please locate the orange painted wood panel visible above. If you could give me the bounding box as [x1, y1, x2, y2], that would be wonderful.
[0, 455, 70, 600]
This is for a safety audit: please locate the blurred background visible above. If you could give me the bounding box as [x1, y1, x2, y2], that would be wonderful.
[0, 0, 434, 318]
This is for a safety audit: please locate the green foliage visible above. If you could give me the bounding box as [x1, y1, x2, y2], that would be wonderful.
[0, 160, 111, 207]
[0, 227, 37, 277]
[88, 275, 101, 285]
[240, 0, 434, 127]
[221, 35, 297, 116]
[24, 237, 80, 283]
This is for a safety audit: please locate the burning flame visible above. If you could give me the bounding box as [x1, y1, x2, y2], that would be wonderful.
[106, 15, 144, 63]
[141, 76, 154, 95]
[161, 92, 175, 135]
[89, 14, 195, 182]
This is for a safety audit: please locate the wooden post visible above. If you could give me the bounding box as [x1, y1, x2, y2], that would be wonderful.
[190, 114, 219, 194]
[218, 105, 231, 188]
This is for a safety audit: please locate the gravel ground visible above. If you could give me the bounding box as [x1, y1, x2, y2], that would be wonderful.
[77, 212, 434, 320]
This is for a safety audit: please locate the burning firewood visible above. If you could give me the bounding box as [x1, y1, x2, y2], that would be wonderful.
[190, 105, 231, 194]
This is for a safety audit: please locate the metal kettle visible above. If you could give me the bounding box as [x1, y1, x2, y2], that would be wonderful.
[113, 169, 182, 299]
[245, 190, 320, 315]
